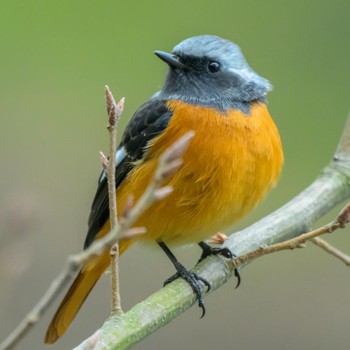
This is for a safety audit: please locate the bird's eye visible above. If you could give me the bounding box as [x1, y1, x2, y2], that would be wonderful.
[208, 61, 220, 73]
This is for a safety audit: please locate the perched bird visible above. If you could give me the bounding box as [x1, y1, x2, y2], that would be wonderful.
[45, 35, 283, 344]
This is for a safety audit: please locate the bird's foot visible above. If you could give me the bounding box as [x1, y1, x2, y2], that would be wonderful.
[198, 241, 241, 288]
[164, 263, 210, 318]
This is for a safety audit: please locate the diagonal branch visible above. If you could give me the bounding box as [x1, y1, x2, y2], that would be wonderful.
[311, 237, 350, 265]
[74, 112, 350, 350]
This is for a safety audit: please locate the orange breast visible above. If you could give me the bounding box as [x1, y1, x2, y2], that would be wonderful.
[115, 100, 283, 245]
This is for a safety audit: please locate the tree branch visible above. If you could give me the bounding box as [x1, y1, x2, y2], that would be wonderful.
[311, 237, 350, 265]
[74, 112, 350, 350]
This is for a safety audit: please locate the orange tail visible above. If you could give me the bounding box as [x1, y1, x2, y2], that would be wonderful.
[44, 240, 133, 344]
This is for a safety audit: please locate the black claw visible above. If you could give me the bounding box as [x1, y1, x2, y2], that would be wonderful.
[158, 242, 210, 318]
[220, 247, 235, 259]
[164, 269, 209, 317]
[198, 298, 206, 318]
[198, 241, 242, 289]
[234, 268, 241, 289]
[163, 272, 179, 287]
[198, 241, 234, 262]
[193, 272, 211, 292]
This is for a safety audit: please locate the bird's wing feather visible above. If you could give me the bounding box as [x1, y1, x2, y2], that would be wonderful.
[84, 98, 172, 249]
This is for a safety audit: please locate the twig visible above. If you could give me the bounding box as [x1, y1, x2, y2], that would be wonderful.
[105, 86, 124, 315]
[232, 201, 350, 267]
[311, 237, 350, 265]
[0, 131, 194, 350]
[207, 232, 228, 244]
[105, 86, 124, 229]
[100, 151, 109, 170]
[110, 246, 122, 315]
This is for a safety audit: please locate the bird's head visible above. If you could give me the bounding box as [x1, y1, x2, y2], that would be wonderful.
[155, 35, 271, 112]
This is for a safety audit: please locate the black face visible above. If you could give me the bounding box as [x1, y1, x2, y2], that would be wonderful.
[161, 53, 245, 103]
[175, 54, 221, 75]
[173, 54, 240, 91]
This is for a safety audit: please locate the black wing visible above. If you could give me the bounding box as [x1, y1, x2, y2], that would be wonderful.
[84, 98, 172, 249]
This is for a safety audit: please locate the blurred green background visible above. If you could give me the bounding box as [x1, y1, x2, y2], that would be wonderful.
[1, 1, 349, 349]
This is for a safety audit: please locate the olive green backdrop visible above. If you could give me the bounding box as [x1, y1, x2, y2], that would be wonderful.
[0, 1, 349, 349]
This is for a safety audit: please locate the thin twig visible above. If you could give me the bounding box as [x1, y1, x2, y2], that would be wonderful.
[110, 246, 122, 315]
[311, 237, 350, 265]
[100, 151, 109, 170]
[232, 201, 350, 267]
[105, 86, 124, 315]
[207, 232, 228, 245]
[0, 131, 194, 350]
[105, 86, 124, 229]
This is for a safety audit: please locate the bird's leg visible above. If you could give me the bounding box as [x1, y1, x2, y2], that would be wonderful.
[198, 241, 241, 288]
[158, 241, 210, 318]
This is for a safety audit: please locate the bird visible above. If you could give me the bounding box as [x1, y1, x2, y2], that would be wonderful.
[45, 35, 284, 344]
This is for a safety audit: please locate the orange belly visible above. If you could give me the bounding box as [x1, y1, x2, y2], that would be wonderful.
[112, 100, 283, 245]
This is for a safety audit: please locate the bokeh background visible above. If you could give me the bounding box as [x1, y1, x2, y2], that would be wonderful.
[1, 1, 350, 349]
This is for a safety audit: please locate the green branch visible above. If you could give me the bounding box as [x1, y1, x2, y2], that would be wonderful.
[75, 114, 350, 350]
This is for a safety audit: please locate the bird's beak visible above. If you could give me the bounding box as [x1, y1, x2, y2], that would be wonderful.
[154, 51, 185, 69]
